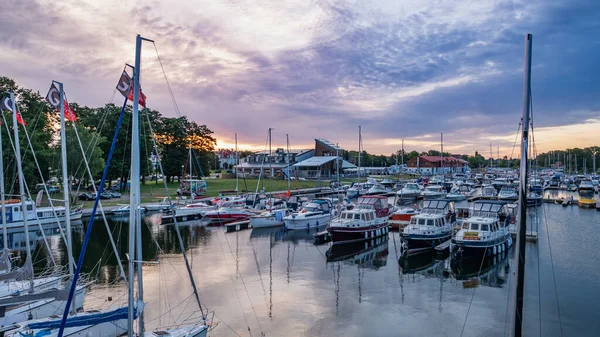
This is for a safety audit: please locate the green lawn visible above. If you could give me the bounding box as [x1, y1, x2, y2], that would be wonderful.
[74, 178, 329, 208]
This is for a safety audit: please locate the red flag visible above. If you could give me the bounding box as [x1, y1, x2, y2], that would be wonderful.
[127, 85, 146, 107]
[63, 99, 77, 122]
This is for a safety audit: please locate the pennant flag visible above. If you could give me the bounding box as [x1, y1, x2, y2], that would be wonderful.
[45, 83, 77, 122]
[116, 70, 147, 107]
[64, 98, 77, 122]
[45, 83, 60, 108]
[1, 96, 26, 126]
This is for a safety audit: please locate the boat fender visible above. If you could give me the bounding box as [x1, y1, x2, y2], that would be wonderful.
[493, 246, 497, 255]
[365, 232, 368, 239]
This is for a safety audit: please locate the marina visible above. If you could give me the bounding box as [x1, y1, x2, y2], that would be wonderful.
[0, 2, 598, 335]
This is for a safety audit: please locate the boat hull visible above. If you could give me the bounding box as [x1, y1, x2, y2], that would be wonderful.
[402, 232, 452, 255]
[284, 214, 332, 230]
[204, 213, 249, 226]
[452, 235, 512, 258]
[327, 221, 389, 244]
[250, 216, 283, 228]
[389, 213, 415, 230]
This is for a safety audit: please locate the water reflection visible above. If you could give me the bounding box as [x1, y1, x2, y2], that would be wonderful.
[452, 249, 512, 288]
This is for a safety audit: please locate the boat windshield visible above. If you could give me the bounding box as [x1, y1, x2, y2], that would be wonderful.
[421, 200, 452, 214]
[472, 202, 503, 218]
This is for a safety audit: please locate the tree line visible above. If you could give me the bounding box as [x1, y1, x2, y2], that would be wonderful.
[0, 76, 216, 193]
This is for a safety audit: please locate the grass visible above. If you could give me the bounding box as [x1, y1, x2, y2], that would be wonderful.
[73, 178, 329, 208]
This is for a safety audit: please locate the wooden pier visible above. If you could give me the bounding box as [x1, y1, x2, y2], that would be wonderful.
[225, 220, 251, 232]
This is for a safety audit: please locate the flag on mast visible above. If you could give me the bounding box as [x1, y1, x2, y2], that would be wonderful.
[1, 95, 26, 125]
[116, 70, 146, 107]
[45, 83, 77, 122]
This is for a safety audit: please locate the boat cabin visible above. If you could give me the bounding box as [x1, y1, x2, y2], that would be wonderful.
[300, 199, 333, 214]
[356, 195, 389, 217]
[336, 208, 378, 228]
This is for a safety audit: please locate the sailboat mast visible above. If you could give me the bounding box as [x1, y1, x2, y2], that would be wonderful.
[0, 116, 7, 252]
[286, 134, 291, 193]
[235, 133, 239, 195]
[268, 128, 273, 200]
[56, 81, 76, 313]
[512, 33, 532, 337]
[401, 139, 404, 166]
[441, 132, 444, 175]
[358, 126, 361, 180]
[128, 34, 148, 336]
[10, 92, 34, 292]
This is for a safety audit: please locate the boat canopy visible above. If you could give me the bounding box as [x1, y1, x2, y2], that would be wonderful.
[471, 201, 507, 217]
[357, 195, 388, 210]
[421, 199, 453, 214]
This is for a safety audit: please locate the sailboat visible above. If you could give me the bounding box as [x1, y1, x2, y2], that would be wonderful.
[6, 35, 209, 337]
[250, 133, 292, 228]
[0, 89, 88, 328]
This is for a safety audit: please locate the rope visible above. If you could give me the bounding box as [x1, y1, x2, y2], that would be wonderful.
[459, 247, 491, 337]
[57, 96, 128, 337]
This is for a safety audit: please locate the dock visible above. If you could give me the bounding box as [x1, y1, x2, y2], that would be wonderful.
[435, 239, 452, 251]
[314, 230, 332, 245]
[161, 212, 203, 224]
[225, 220, 251, 232]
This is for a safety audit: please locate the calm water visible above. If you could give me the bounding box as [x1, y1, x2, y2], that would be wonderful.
[8, 192, 600, 337]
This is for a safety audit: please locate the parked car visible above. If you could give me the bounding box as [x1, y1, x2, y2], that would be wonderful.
[78, 192, 96, 201]
[106, 191, 122, 198]
[100, 192, 112, 199]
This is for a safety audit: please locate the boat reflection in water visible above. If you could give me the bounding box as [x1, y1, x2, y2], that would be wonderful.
[326, 236, 389, 268]
[398, 251, 450, 278]
[451, 248, 512, 288]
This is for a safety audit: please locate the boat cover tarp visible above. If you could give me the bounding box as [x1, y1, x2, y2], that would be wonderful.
[26, 307, 134, 330]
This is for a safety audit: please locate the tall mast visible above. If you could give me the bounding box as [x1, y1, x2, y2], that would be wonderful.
[0, 111, 7, 254]
[235, 133, 239, 195]
[441, 132, 444, 176]
[10, 92, 34, 292]
[56, 81, 76, 313]
[286, 134, 291, 193]
[128, 34, 149, 336]
[268, 128, 273, 201]
[358, 126, 361, 180]
[401, 139, 404, 166]
[512, 33, 532, 337]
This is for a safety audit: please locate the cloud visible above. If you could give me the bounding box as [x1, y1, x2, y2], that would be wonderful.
[0, 0, 598, 156]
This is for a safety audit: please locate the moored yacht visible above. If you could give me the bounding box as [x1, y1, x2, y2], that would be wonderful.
[452, 200, 512, 258]
[203, 206, 253, 225]
[497, 184, 519, 201]
[327, 196, 390, 244]
[283, 199, 335, 230]
[249, 208, 290, 228]
[482, 185, 498, 198]
[346, 182, 371, 200]
[578, 179, 595, 193]
[421, 185, 446, 200]
[396, 183, 421, 199]
[366, 183, 387, 195]
[401, 199, 456, 255]
[389, 207, 420, 230]
[0, 199, 83, 231]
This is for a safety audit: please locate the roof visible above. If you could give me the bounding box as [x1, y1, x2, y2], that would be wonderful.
[473, 200, 508, 205]
[237, 162, 290, 168]
[315, 139, 344, 152]
[341, 160, 357, 169]
[419, 155, 468, 164]
[293, 156, 339, 167]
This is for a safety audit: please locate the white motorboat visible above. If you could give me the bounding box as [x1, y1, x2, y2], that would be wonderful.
[367, 183, 387, 195]
[327, 196, 390, 244]
[396, 183, 421, 199]
[453, 200, 512, 258]
[346, 182, 370, 199]
[402, 199, 456, 254]
[446, 190, 466, 201]
[421, 185, 446, 200]
[250, 208, 290, 228]
[144, 197, 172, 212]
[283, 199, 336, 230]
[0, 199, 82, 231]
[482, 185, 498, 198]
[498, 184, 519, 201]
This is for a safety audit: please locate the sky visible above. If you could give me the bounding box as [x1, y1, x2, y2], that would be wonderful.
[0, 0, 598, 157]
